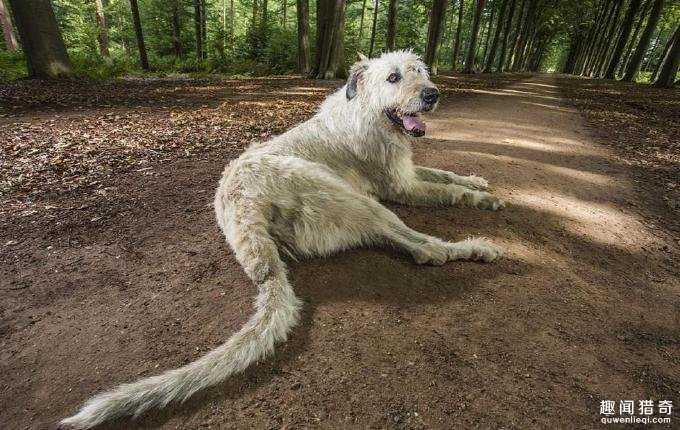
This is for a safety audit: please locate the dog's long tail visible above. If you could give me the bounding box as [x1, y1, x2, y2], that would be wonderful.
[61, 197, 302, 429]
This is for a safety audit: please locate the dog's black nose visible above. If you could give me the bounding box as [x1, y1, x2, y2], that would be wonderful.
[421, 87, 439, 104]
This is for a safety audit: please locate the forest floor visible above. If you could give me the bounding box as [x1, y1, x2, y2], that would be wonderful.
[1, 73, 679, 429]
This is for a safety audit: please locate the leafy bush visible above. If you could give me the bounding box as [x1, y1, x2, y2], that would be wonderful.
[0, 51, 28, 81]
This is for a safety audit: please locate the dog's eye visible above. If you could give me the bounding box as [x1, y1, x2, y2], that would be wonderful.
[387, 73, 401, 83]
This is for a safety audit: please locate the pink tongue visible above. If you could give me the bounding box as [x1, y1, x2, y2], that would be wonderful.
[402, 115, 426, 132]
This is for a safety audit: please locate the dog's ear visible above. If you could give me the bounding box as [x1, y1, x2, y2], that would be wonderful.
[346, 60, 368, 101]
[357, 52, 368, 62]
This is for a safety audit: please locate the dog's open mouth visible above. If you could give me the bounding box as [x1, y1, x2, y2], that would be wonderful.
[385, 109, 426, 137]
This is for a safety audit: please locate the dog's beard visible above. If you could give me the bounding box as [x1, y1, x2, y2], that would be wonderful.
[384, 108, 427, 137]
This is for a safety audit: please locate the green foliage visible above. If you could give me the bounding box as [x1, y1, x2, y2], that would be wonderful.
[0, 50, 27, 81]
[69, 52, 135, 79]
[1, 0, 678, 80]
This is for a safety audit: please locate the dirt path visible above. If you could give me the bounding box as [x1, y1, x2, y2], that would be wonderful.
[2, 75, 678, 429]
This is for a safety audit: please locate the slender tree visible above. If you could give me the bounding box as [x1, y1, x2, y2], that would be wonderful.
[511, 0, 533, 70]
[358, 0, 367, 44]
[451, 0, 464, 70]
[506, 0, 526, 70]
[230, 0, 235, 45]
[483, 0, 508, 72]
[481, 0, 497, 63]
[386, 0, 398, 51]
[0, 0, 17, 51]
[93, 0, 110, 57]
[201, 0, 207, 58]
[563, 32, 583, 73]
[129, 0, 149, 70]
[593, 0, 621, 77]
[8, 0, 73, 77]
[576, 0, 608, 75]
[296, 0, 310, 74]
[652, 24, 679, 87]
[643, 28, 663, 71]
[619, 0, 652, 75]
[622, 0, 664, 81]
[260, 0, 268, 39]
[464, 0, 486, 73]
[583, 0, 614, 75]
[194, 0, 203, 60]
[604, 0, 641, 79]
[424, 0, 448, 73]
[497, 0, 517, 72]
[171, 0, 182, 58]
[368, 0, 379, 56]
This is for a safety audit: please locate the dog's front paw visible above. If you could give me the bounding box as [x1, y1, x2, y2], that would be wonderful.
[463, 175, 489, 190]
[411, 241, 449, 266]
[476, 193, 505, 211]
[447, 238, 503, 263]
[466, 238, 503, 262]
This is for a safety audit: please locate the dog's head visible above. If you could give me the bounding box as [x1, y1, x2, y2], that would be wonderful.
[345, 50, 439, 138]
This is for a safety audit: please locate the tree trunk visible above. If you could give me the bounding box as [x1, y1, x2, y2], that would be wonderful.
[194, 0, 203, 60]
[330, 1, 346, 74]
[386, 0, 398, 51]
[604, 0, 641, 79]
[510, 0, 526, 69]
[201, 0, 207, 59]
[8, 0, 72, 77]
[583, 0, 614, 75]
[230, 0, 235, 45]
[93, 0, 110, 57]
[451, 0, 464, 71]
[651, 29, 673, 75]
[0, 0, 17, 51]
[483, 0, 507, 72]
[593, 0, 621, 77]
[424, 0, 447, 73]
[261, 0, 268, 35]
[618, 0, 650, 75]
[296, 0, 310, 74]
[563, 34, 582, 73]
[128, 0, 149, 70]
[577, 0, 608, 75]
[623, 0, 664, 81]
[496, 0, 516, 72]
[520, 24, 537, 69]
[172, 0, 183, 58]
[585, 0, 614, 75]
[643, 29, 662, 71]
[481, 0, 497, 64]
[368, 0, 378, 56]
[652, 24, 679, 87]
[511, 0, 533, 70]
[223, 0, 227, 47]
[503, 0, 525, 70]
[358, 0, 367, 45]
[463, 0, 486, 73]
[315, 0, 346, 78]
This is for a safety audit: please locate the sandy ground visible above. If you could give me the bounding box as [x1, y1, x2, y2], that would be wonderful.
[2, 75, 679, 429]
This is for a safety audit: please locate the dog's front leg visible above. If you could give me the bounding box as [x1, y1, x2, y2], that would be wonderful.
[388, 180, 504, 210]
[415, 166, 489, 190]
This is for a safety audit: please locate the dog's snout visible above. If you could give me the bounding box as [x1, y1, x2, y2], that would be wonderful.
[421, 87, 439, 104]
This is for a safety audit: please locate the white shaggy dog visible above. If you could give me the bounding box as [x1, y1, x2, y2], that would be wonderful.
[61, 50, 504, 429]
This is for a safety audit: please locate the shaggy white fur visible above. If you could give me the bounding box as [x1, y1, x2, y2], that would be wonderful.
[60, 50, 504, 429]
